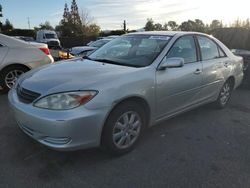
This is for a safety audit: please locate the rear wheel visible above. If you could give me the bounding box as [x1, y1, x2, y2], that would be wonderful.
[0, 66, 29, 92]
[214, 80, 234, 109]
[102, 102, 145, 155]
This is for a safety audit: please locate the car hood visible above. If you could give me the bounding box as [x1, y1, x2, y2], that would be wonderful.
[70, 46, 97, 55]
[19, 59, 140, 95]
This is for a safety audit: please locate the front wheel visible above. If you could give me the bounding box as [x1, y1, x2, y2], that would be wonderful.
[102, 102, 145, 155]
[0, 66, 28, 92]
[214, 80, 234, 109]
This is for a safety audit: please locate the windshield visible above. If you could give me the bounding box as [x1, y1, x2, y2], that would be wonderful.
[89, 35, 171, 67]
[89, 40, 110, 48]
[45, 33, 57, 39]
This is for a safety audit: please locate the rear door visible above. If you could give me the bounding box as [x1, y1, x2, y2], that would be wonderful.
[156, 35, 203, 119]
[0, 43, 8, 65]
[196, 35, 228, 100]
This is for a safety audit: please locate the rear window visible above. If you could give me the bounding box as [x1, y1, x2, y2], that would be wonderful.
[197, 36, 220, 60]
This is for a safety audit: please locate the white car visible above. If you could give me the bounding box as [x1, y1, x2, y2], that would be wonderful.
[0, 34, 54, 92]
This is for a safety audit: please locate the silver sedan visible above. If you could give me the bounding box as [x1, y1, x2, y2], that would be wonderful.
[9, 31, 243, 155]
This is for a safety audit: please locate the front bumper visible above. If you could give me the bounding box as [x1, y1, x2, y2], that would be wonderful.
[8, 89, 109, 151]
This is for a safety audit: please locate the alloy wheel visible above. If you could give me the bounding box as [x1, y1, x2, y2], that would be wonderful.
[4, 70, 24, 89]
[112, 111, 141, 149]
[220, 82, 231, 106]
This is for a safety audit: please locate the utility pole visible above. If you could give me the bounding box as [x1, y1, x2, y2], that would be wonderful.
[27, 17, 30, 29]
[123, 20, 127, 33]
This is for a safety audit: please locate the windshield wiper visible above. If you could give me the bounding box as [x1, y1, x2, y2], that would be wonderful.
[92, 58, 141, 67]
[82, 55, 93, 60]
[92, 58, 120, 64]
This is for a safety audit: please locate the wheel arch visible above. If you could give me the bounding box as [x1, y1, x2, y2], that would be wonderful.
[100, 96, 151, 145]
[227, 75, 235, 89]
[0, 63, 31, 74]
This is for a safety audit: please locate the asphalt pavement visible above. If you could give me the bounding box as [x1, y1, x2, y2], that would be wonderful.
[1, 88, 250, 188]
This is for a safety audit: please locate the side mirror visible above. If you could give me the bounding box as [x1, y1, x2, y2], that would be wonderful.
[158, 57, 184, 70]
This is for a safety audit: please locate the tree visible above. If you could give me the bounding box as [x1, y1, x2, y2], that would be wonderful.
[179, 19, 205, 32]
[71, 0, 82, 25]
[0, 4, 2, 17]
[232, 18, 242, 28]
[56, 1, 83, 37]
[154, 23, 162, 31]
[163, 23, 168, 31]
[144, 18, 155, 31]
[56, 1, 100, 37]
[210, 20, 222, 30]
[84, 24, 100, 36]
[35, 21, 54, 30]
[179, 20, 195, 31]
[63, 3, 70, 23]
[167, 21, 178, 31]
[194, 19, 205, 32]
[2, 19, 13, 32]
[244, 19, 250, 28]
[80, 8, 94, 26]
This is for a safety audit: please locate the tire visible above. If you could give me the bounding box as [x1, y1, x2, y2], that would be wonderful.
[214, 79, 234, 109]
[102, 102, 146, 156]
[0, 66, 29, 93]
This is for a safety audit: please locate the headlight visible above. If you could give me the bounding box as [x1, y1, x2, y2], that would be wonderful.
[34, 91, 97, 110]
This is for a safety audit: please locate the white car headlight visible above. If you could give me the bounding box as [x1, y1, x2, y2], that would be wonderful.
[34, 91, 98, 110]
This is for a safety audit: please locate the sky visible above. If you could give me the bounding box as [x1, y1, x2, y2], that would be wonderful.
[0, 0, 250, 30]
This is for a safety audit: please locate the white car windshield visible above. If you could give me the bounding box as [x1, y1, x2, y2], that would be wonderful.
[45, 33, 57, 39]
[89, 35, 171, 67]
[89, 40, 110, 48]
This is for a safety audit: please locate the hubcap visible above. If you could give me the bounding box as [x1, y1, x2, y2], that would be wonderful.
[112, 111, 141, 149]
[4, 70, 24, 89]
[220, 83, 231, 105]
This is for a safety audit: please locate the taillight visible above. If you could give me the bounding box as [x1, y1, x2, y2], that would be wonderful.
[39, 48, 50, 55]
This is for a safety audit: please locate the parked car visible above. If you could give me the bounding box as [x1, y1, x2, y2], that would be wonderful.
[231, 49, 250, 71]
[0, 34, 54, 92]
[231, 49, 250, 88]
[14, 36, 35, 42]
[70, 38, 112, 56]
[36, 30, 61, 49]
[105, 35, 120, 39]
[9, 31, 243, 155]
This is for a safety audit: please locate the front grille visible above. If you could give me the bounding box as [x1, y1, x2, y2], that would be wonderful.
[48, 41, 60, 48]
[17, 85, 41, 104]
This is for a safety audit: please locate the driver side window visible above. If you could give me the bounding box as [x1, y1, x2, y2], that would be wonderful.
[166, 35, 197, 64]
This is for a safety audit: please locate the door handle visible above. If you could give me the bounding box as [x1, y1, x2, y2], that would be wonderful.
[224, 62, 229, 67]
[194, 69, 202, 75]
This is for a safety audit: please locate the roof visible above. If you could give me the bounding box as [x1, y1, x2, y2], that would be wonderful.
[0, 34, 46, 48]
[37, 30, 56, 33]
[0, 34, 30, 47]
[125, 31, 205, 36]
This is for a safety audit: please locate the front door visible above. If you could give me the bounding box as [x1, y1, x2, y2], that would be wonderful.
[156, 35, 202, 119]
[0, 45, 8, 65]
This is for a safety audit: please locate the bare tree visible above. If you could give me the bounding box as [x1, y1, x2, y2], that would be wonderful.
[80, 8, 94, 26]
